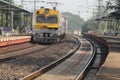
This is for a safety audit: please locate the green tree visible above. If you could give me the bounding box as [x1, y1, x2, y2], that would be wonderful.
[81, 18, 98, 34]
[116, 0, 120, 9]
[62, 12, 85, 31]
[86, 18, 97, 30]
[81, 23, 89, 34]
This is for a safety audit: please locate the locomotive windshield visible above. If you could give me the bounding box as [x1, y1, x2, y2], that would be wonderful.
[36, 14, 58, 23]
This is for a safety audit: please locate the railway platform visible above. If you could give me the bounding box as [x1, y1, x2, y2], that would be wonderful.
[95, 46, 120, 80]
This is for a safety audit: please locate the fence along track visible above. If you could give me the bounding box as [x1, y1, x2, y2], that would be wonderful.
[21, 35, 96, 80]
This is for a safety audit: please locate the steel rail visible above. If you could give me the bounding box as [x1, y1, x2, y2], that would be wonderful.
[20, 35, 80, 80]
[32, 36, 95, 80]
[75, 36, 97, 80]
[20, 35, 98, 80]
[75, 39, 96, 80]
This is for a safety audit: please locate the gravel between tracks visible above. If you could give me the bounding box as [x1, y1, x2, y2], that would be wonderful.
[0, 35, 77, 80]
[0, 43, 37, 55]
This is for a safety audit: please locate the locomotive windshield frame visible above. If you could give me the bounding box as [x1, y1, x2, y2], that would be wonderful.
[36, 14, 58, 23]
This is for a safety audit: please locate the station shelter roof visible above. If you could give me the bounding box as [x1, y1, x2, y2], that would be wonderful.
[0, 0, 32, 13]
[96, 10, 120, 21]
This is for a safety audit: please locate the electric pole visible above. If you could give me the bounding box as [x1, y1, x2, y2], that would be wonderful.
[21, 0, 24, 8]
[78, 11, 80, 17]
[34, 0, 36, 11]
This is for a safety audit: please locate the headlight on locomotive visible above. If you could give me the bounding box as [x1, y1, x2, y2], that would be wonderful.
[45, 9, 49, 14]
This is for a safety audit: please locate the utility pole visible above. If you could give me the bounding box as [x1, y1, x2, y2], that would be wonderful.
[47, 2, 62, 9]
[21, 0, 36, 11]
[93, 9, 95, 17]
[21, 0, 24, 8]
[98, 0, 101, 17]
[34, 0, 36, 11]
[22, 0, 45, 11]
[78, 11, 80, 17]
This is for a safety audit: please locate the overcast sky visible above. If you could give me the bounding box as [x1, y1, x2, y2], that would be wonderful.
[14, 0, 97, 21]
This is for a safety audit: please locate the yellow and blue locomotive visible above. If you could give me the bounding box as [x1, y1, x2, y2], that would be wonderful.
[31, 7, 67, 43]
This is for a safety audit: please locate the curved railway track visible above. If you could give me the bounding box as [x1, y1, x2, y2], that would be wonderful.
[0, 35, 77, 80]
[0, 34, 108, 80]
[21, 35, 96, 80]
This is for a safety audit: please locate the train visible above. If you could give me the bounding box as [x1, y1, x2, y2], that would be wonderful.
[31, 7, 67, 43]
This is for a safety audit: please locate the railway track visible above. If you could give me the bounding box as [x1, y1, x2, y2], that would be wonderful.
[0, 44, 48, 62]
[0, 35, 77, 80]
[0, 34, 109, 80]
[21, 35, 96, 80]
[0, 43, 37, 55]
[82, 34, 109, 80]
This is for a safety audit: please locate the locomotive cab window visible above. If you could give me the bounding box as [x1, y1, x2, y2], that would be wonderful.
[36, 14, 58, 23]
[36, 14, 45, 23]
